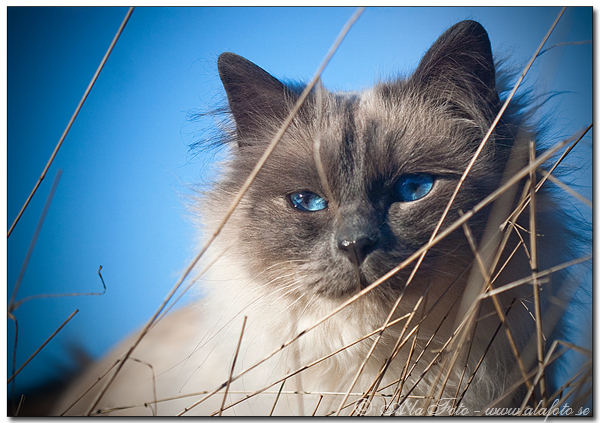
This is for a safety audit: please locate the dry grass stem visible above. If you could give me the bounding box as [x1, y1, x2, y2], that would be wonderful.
[15, 395, 25, 417]
[8, 309, 78, 384]
[269, 379, 286, 416]
[518, 339, 589, 414]
[528, 139, 547, 404]
[129, 358, 158, 415]
[60, 360, 121, 416]
[537, 40, 593, 58]
[9, 169, 62, 311]
[199, 313, 411, 416]
[313, 83, 335, 202]
[219, 316, 247, 416]
[11, 265, 107, 312]
[312, 395, 324, 416]
[539, 170, 592, 208]
[481, 254, 591, 299]
[7, 8, 134, 239]
[502, 123, 592, 229]
[455, 300, 515, 408]
[22, 8, 591, 416]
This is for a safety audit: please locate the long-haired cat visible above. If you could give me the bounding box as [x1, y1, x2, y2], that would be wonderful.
[53, 19, 587, 416]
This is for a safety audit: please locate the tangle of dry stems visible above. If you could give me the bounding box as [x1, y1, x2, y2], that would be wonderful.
[8, 7, 591, 417]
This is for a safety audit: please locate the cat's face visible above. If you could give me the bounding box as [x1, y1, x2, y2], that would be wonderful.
[214, 21, 514, 301]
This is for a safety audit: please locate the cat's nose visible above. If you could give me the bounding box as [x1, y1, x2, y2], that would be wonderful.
[337, 235, 378, 267]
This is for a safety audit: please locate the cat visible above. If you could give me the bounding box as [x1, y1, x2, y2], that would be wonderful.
[53, 19, 585, 416]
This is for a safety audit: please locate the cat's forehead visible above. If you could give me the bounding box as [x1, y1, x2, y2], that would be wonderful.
[257, 80, 485, 200]
[317, 85, 463, 162]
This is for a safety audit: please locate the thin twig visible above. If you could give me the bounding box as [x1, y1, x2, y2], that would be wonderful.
[269, 379, 286, 416]
[219, 316, 247, 416]
[536, 40, 592, 57]
[502, 123, 592, 230]
[8, 313, 18, 413]
[518, 339, 572, 414]
[11, 265, 107, 312]
[9, 169, 62, 310]
[539, 170, 592, 208]
[529, 137, 547, 405]
[459, 213, 532, 393]
[480, 254, 592, 299]
[59, 359, 121, 416]
[202, 313, 411, 416]
[367, 263, 473, 413]
[15, 395, 25, 417]
[8, 7, 135, 238]
[339, 283, 422, 415]
[129, 358, 158, 416]
[312, 395, 324, 416]
[313, 83, 334, 201]
[356, 262, 473, 415]
[8, 309, 78, 384]
[546, 359, 591, 406]
[153, 248, 228, 329]
[474, 353, 561, 415]
[455, 300, 515, 408]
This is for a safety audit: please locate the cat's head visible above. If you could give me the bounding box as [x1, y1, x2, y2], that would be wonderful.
[210, 21, 522, 302]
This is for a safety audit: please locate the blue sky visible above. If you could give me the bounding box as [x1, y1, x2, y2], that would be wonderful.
[7, 6, 592, 396]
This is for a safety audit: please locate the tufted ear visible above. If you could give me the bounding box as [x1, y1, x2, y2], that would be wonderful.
[218, 53, 297, 146]
[412, 20, 498, 105]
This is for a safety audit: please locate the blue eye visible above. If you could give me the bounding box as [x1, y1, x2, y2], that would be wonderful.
[288, 191, 328, 212]
[395, 173, 434, 202]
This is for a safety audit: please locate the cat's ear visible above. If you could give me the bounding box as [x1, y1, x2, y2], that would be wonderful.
[413, 20, 498, 103]
[218, 53, 295, 145]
